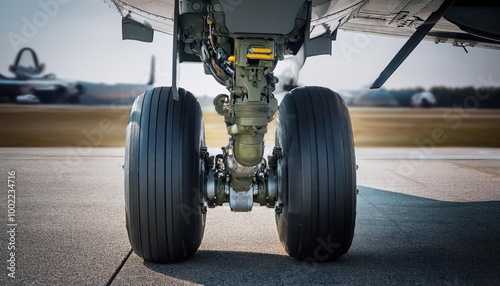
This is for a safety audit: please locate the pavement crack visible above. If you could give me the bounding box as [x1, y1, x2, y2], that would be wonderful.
[358, 190, 414, 242]
[106, 248, 133, 286]
[388, 169, 428, 188]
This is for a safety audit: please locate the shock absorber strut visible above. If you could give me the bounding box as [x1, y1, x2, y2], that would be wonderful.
[215, 37, 279, 193]
[229, 38, 278, 163]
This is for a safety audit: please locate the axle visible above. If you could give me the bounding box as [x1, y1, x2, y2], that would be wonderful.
[206, 146, 277, 212]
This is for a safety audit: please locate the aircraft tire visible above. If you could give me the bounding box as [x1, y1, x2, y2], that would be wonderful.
[274, 86, 357, 261]
[124, 87, 206, 263]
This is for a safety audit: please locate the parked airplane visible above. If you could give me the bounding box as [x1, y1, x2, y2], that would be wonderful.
[411, 91, 437, 107]
[0, 47, 82, 104]
[0, 47, 155, 105]
[103, 0, 500, 263]
[340, 89, 400, 107]
[339, 89, 437, 107]
[77, 56, 155, 105]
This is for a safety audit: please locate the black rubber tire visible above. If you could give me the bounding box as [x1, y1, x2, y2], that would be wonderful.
[275, 86, 357, 261]
[125, 87, 206, 263]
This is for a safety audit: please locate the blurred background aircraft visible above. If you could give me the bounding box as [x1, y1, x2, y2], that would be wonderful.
[339, 89, 437, 108]
[0, 47, 83, 104]
[0, 47, 155, 105]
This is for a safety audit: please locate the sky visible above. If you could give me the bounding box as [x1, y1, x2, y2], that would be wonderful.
[1, 0, 500, 97]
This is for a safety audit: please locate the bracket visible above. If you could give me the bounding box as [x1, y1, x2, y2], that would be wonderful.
[171, 0, 180, 100]
[370, 0, 457, 89]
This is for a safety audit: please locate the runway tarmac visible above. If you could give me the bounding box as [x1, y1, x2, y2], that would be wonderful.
[1, 147, 499, 285]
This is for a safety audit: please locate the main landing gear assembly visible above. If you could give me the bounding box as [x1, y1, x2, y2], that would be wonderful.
[124, 0, 357, 263]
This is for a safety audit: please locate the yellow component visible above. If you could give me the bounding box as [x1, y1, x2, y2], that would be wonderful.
[228, 55, 236, 63]
[247, 53, 274, 60]
[249, 47, 272, 54]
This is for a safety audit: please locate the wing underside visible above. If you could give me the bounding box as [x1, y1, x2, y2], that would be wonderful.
[104, 0, 500, 50]
[104, 0, 175, 34]
[335, 0, 500, 50]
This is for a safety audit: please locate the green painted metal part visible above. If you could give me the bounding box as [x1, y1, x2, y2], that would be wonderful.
[223, 38, 279, 167]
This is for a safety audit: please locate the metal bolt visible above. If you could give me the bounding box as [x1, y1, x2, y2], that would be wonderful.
[192, 2, 201, 11]
[212, 3, 223, 12]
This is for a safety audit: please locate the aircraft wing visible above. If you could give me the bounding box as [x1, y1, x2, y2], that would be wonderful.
[311, 0, 500, 50]
[104, 0, 175, 35]
[103, 0, 500, 88]
[104, 0, 500, 50]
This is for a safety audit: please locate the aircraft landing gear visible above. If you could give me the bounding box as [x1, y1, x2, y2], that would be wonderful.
[124, 85, 356, 263]
[123, 0, 356, 263]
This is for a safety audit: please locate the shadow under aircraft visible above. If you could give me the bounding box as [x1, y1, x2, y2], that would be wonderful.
[0, 47, 154, 105]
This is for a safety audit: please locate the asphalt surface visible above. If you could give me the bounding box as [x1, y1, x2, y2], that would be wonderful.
[1, 147, 499, 285]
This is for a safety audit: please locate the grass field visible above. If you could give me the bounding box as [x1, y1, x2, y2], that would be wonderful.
[1, 104, 499, 148]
